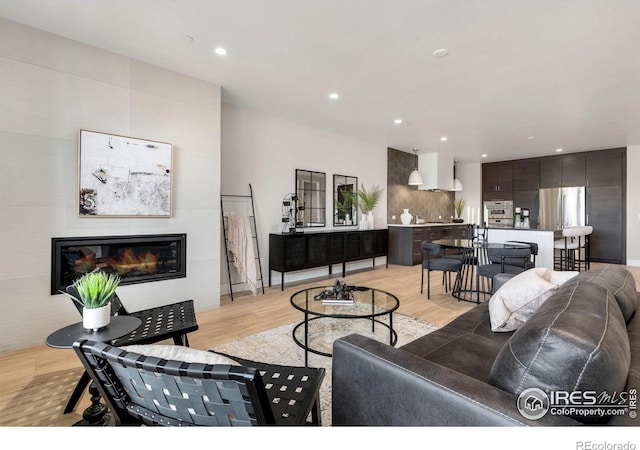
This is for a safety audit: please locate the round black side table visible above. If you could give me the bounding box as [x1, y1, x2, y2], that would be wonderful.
[46, 316, 141, 426]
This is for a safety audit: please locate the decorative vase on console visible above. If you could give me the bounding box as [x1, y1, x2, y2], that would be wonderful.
[400, 209, 413, 225]
[359, 214, 368, 230]
[367, 211, 374, 229]
[357, 184, 383, 232]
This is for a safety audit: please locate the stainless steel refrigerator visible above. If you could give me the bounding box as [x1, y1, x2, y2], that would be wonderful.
[538, 187, 586, 230]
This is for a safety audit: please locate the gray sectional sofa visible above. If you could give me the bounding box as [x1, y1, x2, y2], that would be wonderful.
[332, 264, 639, 426]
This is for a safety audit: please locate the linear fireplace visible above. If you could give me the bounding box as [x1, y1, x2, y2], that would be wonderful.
[51, 234, 186, 294]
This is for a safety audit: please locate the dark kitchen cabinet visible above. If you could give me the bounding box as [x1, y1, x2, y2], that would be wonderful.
[512, 160, 540, 190]
[482, 162, 513, 200]
[561, 153, 586, 187]
[539, 156, 562, 188]
[269, 229, 388, 289]
[486, 147, 625, 264]
[586, 148, 625, 187]
[586, 185, 625, 264]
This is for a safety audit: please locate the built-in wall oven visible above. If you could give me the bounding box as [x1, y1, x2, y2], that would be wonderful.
[484, 200, 514, 228]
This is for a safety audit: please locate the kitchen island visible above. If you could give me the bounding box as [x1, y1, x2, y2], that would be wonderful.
[388, 223, 471, 266]
[389, 223, 556, 269]
[482, 227, 555, 269]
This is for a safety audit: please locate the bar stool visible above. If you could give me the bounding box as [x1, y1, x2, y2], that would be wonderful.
[554, 226, 589, 271]
[578, 226, 593, 271]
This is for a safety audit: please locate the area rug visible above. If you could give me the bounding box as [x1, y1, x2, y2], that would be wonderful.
[210, 313, 440, 426]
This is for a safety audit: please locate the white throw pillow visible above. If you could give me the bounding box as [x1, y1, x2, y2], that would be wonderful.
[122, 344, 240, 365]
[547, 270, 579, 286]
[489, 268, 561, 332]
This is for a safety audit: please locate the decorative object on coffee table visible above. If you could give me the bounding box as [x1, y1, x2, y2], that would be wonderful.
[313, 279, 354, 304]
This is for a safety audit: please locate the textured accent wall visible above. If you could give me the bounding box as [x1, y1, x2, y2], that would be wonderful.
[387, 148, 454, 224]
[0, 18, 221, 352]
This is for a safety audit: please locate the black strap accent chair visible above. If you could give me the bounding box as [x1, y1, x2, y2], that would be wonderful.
[64, 276, 198, 414]
[73, 340, 325, 426]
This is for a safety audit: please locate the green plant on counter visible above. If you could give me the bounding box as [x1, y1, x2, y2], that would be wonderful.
[61, 271, 121, 309]
[357, 184, 384, 214]
[453, 197, 466, 218]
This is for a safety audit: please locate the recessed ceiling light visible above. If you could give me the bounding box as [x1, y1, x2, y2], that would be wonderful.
[214, 47, 228, 56]
[440, 136, 448, 142]
[394, 119, 403, 124]
[329, 93, 339, 100]
[555, 148, 563, 152]
[527, 136, 535, 140]
[481, 154, 488, 158]
[432, 48, 449, 58]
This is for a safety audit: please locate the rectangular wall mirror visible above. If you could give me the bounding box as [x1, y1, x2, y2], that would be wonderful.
[333, 174, 358, 226]
[296, 169, 326, 228]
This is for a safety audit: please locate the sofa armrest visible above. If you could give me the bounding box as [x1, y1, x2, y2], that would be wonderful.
[332, 333, 580, 426]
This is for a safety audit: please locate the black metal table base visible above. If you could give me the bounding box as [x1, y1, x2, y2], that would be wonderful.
[292, 315, 397, 367]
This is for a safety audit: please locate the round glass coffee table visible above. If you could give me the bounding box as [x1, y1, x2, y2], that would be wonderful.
[290, 285, 399, 366]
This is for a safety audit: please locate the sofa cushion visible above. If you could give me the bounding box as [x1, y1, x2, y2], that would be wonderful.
[401, 326, 505, 382]
[570, 264, 637, 322]
[444, 303, 513, 346]
[489, 280, 631, 423]
[122, 344, 240, 365]
[488, 268, 579, 332]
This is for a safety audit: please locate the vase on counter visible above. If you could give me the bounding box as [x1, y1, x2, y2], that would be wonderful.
[400, 209, 413, 225]
[367, 211, 374, 229]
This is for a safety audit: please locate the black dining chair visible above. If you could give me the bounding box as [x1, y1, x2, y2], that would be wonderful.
[421, 242, 463, 299]
[477, 246, 532, 295]
[505, 241, 537, 269]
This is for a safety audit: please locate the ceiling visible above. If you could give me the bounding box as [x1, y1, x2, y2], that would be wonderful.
[1, 0, 639, 163]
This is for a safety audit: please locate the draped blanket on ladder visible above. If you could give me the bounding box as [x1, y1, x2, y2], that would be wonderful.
[226, 215, 258, 296]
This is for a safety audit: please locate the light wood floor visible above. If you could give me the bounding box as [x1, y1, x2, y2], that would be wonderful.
[1, 262, 637, 426]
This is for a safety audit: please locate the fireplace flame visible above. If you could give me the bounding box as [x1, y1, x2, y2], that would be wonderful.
[74, 248, 159, 276]
[109, 248, 159, 275]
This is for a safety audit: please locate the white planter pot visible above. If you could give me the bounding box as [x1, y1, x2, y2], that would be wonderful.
[367, 211, 374, 229]
[83, 303, 111, 331]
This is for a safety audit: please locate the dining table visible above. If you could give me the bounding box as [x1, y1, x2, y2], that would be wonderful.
[431, 238, 530, 304]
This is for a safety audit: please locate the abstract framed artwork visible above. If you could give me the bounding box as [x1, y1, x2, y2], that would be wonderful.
[78, 129, 173, 217]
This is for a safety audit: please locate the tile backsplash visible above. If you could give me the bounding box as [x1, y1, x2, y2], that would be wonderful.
[387, 148, 455, 224]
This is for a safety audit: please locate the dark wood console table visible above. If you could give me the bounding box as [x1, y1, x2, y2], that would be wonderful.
[269, 229, 388, 290]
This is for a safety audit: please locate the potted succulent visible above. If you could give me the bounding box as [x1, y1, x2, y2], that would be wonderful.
[63, 271, 120, 331]
[453, 197, 466, 223]
[357, 184, 384, 229]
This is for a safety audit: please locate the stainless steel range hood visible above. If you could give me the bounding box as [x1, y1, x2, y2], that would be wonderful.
[417, 152, 454, 191]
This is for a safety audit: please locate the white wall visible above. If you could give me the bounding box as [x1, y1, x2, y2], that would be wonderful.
[221, 103, 387, 290]
[456, 162, 483, 225]
[626, 145, 640, 266]
[0, 19, 222, 352]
